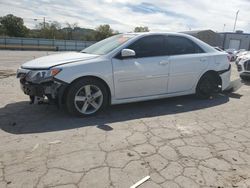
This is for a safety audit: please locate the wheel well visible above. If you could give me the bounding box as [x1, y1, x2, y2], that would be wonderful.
[198, 70, 222, 86]
[61, 76, 112, 105]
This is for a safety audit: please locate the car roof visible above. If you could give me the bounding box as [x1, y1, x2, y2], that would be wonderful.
[125, 32, 191, 37]
[123, 32, 217, 53]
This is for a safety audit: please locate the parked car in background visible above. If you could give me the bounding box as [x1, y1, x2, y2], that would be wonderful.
[226, 49, 237, 62]
[236, 53, 250, 80]
[236, 49, 246, 57]
[236, 51, 249, 63]
[17, 32, 231, 116]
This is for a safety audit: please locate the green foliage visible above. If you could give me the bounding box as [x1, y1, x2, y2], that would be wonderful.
[0, 14, 119, 41]
[63, 22, 78, 40]
[35, 21, 62, 39]
[134, 26, 150, 32]
[0, 14, 29, 37]
[0, 24, 6, 36]
[95, 24, 115, 41]
[82, 31, 98, 41]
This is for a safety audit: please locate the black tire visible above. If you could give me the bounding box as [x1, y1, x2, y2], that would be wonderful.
[196, 73, 220, 99]
[240, 75, 250, 81]
[66, 78, 109, 117]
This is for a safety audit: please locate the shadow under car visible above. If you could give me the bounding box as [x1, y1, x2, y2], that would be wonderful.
[0, 93, 231, 134]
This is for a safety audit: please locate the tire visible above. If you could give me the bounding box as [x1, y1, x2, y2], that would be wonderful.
[196, 73, 220, 99]
[240, 75, 250, 81]
[66, 78, 109, 116]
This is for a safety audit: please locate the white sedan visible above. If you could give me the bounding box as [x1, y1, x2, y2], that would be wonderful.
[17, 32, 231, 116]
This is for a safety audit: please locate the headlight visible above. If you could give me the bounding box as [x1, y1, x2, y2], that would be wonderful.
[25, 68, 61, 83]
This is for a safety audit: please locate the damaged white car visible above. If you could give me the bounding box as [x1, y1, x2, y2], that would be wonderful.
[17, 32, 231, 116]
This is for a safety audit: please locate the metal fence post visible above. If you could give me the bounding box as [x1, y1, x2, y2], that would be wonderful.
[38, 38, 40, 50]
[21, 38, 23, 50]
[4, 36, 6, 49]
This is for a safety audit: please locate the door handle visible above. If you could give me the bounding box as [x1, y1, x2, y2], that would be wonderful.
[159, 61, 169, 65]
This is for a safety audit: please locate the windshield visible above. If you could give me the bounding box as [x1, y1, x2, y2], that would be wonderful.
[81, 34, 136, 55]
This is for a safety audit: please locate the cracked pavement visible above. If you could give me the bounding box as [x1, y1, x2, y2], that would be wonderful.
[0, 51, 250, 188]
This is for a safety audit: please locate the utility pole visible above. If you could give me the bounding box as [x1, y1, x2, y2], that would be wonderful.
[233, 10, 239, 32]
[223, 24, 226, 32]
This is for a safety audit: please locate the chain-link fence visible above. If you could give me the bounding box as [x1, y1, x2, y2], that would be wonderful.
[0, 37, 95, 51]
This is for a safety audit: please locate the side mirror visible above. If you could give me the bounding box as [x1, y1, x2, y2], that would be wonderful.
[121, 49, 136, 58]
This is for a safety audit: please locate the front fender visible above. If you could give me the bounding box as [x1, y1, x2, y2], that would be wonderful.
[54, 60, 114, 96]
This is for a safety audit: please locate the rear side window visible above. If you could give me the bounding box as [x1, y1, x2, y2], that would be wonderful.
[127, 35, 166, 58]
[166, 36, 204, 55]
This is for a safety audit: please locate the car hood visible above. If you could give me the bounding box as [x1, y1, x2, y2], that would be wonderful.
[239, 54, 250, 61]
[21, 52, 99, 69]
[243, 54, 250, 59]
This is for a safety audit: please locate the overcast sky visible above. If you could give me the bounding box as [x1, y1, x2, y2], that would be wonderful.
[0, 0, 250, 33]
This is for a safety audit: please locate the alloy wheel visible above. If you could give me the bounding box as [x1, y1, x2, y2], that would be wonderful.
[74, 85, 103, 115]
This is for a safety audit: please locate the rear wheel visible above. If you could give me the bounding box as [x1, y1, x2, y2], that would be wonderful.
[66, 78, 108, 116]
[196, 73, 220, 99]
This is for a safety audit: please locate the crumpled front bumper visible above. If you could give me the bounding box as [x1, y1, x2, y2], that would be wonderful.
[19, 77, 68, 106]
[20, 79, 50, 97]
[17, 68, 68, 105]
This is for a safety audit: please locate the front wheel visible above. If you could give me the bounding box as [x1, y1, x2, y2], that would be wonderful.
[196, 73, 220, 99]
[66, 78, 108, 116]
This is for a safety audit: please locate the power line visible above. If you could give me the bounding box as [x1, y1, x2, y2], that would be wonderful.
[22, 17, 54, 29]
[23, 17, 53, 22]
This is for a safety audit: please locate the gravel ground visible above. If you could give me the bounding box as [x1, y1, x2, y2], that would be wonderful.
[0, 50, 250, 188]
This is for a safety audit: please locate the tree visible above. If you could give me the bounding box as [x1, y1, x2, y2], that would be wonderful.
[0, 14, 28, 37]
[64, 22, 78, 40]
[0, 24, 5, 36]
[134, 26, 150, 32]
[35, 21, 61, 39]
[81, 31, 97, 41]
[95, 24, 115, 41]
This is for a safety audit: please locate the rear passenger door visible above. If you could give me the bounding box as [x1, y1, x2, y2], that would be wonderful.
[166, 36, 209, 93]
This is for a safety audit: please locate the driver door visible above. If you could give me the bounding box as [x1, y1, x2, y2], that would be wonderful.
[111, 35, 170, 99]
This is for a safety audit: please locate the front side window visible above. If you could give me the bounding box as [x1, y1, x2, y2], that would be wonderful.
[127, 35, 166, 58]
[166, 36, 204, 55]
[81, 34, 136, 55]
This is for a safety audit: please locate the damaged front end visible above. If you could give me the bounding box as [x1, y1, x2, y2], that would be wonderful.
[17, 68, 67, 106]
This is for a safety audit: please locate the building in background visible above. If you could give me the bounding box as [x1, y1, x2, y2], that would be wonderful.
[184, 30, 250, 50]
[183, 30, 221, 47]
[220, 31, 250, 50]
